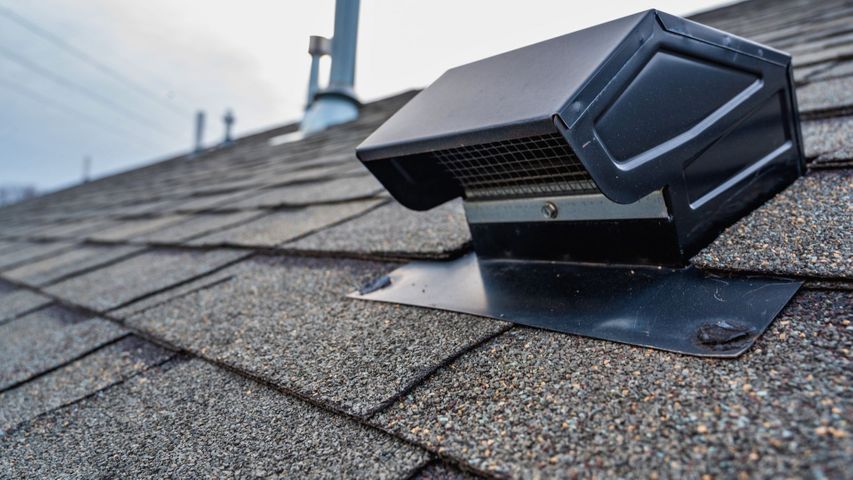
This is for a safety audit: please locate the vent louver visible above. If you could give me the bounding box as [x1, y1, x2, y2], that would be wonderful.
[433, 132, 598, 199]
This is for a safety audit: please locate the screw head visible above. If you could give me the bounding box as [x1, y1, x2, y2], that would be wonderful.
[541, 201, 558, 219]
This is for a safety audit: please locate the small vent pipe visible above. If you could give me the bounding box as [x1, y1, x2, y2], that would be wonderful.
[306, 35, 331, 108]
[222, 109, 235, 145]
[193, 110, 205, 153]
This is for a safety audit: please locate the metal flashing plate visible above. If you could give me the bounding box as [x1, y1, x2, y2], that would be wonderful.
[349, 253, 801, 358]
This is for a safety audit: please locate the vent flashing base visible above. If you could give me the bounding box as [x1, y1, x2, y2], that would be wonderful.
[350, 253, 801, 358]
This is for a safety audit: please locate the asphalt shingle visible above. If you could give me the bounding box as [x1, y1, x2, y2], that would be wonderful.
[792, 42, 853, 69]
[413, 462, 485, 480]
[808, 60, 853, 83]
[0, 358, 429, 478]
[133, 211, 264, 244]
[797, 76, 853, 115]
[2, 244, 143, 286]
[87, 215, 189, 242]
[188, 199, 385, 247]
[375, 290, 852, 479]
[0, 306, 127, 390]
[0, 336, 172, 432]
[801, 115, 853, 164]
[0, 223, 49, 240]
[24, 217, 112, 240]
[108, 267, 236, 319]
[228, 174, 384, 209]
[127, 255, 509, 417]
[170, 189, 261, 212]
[170, 166, 357, 212]
[288, 200, 471, 259]
[794, 62, 830, 83]
[693, 170, 852, 280]
[45, 248, 248, 312]
[108, 197, 185, 217]
[0, 284, 51, 323]
[0, 242, 74, 271]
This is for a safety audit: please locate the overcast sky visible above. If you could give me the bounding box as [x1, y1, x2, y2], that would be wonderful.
[0, 0, 728, 192]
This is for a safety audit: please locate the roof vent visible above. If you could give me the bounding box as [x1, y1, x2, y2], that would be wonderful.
[301, 0, 361, 134]
[351, 10, 805, 357]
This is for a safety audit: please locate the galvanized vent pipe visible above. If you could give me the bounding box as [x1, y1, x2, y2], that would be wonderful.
[328, 0, 359, 94]
[193, 110, 205, 153]
[306, 35, 331, 108]
[301, 0, 361, 134]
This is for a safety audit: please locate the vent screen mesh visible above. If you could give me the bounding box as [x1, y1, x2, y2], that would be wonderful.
[432, 133, 598, 199]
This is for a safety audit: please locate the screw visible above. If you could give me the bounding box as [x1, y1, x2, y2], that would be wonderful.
[541, 201, 558, 219]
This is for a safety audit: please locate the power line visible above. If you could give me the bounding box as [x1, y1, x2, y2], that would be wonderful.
[0, 76, 163, 149]
[0, 44, 176, 140]
[0, 4, 190, 118]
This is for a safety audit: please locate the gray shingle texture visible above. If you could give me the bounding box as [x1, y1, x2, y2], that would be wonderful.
[25, 217, 112, 240]
[0, 358, 429, 478]
[188, 199, 385, 247]
[87, 215, 189, 242]
[375, 291, 852, 479]
[2, 244, 143, 286]
[693, 170, 852, 279]
[229, 174, 384, 208]
[0, 306, 127, 390]
[0, 336, 172, 432]
[413, 462, 485, 480]
[809, 60, 853, 83]
[108, 267, 236, 320]
[801, 115, 853, 164]
[133, 211, 263, 244]
[169, 189, 260, 212]
[171, 162, 366, 213]
[797, 76, 853, 115]
[45, 248, 247, 311]
[288, 200, 471, 259]
[792, 42, 853, 68]
[0, 242, 73, 271]
[0, 286, 51, 323]
[127, 255, 510, 416]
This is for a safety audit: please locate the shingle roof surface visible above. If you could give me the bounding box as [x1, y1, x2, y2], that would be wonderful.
[0, 336, 172, 432]
[0, 0, 851, 477]
[1, 359, 428, 478]
[0, 305, 126, 390]
[0, 281, 51, 323]
[374, 291, 852, 478]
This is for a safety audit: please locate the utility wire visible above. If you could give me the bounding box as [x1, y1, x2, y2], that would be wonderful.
[0, 45, 176, 139]
[0, 76, 162, 149]
[0, 4, 190, 118]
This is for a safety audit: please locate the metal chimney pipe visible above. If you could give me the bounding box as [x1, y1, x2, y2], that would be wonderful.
[193, 110, 205, 153]
[328, 0, 359, 92]
[306, 35, 331, 108]
[300, 0, 361, 134]
[222, 109, 235, 145]
[82, 156, 91, 183]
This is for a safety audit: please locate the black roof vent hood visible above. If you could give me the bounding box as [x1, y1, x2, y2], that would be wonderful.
[357, 9, 805, 266]
[351, 10, 804, 358]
